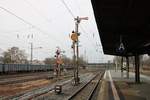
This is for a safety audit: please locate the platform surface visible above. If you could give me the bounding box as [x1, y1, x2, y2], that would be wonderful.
[98, 70, 150, 100]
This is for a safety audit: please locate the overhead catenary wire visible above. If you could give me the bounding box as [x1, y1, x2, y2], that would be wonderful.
[0, 19, 56, 35]
[22, 0, 52, 24]
[79, 26, 99, 53]
[73, 0, 81, 15]
[59, 0, 103, 63]
[72, 0, 102, 49]
[0, 26, 33, 33]
[22, 0, 70, 47]
[59, 0, 97, 50]
[59, 0, 75, 18]
[0, 6, 36, 30]
[0, 6, 65, 46]
[0, 1, 103, 62]
[72, 0, 104, 62]
[0, 22, 57, 41]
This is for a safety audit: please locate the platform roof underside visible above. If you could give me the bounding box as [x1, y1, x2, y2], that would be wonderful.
[91, 0, 150, 56]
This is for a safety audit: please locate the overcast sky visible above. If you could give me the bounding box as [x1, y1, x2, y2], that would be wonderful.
[0, 0, 114, 63]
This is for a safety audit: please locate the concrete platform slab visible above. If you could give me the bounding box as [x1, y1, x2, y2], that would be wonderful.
[98, 70, 150, 100]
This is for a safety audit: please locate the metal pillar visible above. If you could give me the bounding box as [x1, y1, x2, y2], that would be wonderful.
[135, 54, 140, 83]
[75, 17, 80, 84]
[72, 42, 76, 84]
[73, 16, 88, 85]
[126, 56, 129, 78]
[121, 57, 123, 72]
[30, 43, 33, 64]
[121, 56, 123, 77]
[115, 56, 119, 72]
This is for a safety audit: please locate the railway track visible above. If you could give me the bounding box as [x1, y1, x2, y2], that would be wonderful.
[0, 72, 50, 79]
[0, 69, 103, 100]
[68, 72, 104, 100]
[7, 72, 94, 100]
[0, 72, 53, 85]
[0, 70, 73, 85]
[1, 75, 74, 100]
[0, 69, 94, 85]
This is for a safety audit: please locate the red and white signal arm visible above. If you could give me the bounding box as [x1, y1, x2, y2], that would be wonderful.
[79, 17, 88, 20]
[57, 58, 63, 64]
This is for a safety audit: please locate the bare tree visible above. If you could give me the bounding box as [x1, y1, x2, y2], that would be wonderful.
[3, 47, 27, 64]
[44, 57, 55, 65]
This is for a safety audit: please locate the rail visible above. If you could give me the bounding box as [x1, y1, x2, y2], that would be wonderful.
[68, 72, 104, 100]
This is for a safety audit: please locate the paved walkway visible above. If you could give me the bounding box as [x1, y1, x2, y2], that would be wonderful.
[98, 70, 150, 100]
[110, 70, 150, 83]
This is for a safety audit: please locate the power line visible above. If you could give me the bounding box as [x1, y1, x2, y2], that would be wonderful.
[80, 26, 97, 48]
[23, 0, 73, 44]
[59, 0, 96, 56]
[72, 0, 101, 48]
[79, 20, 102, 52]
[22, 0, 71, 46]
[59, 0, 75, 18]
[0, 26, 33, 33]
[60, 0, 98, 47]
[59, 0, 97, 49]
[58, 0, 102, 61]
[0, 6, 35, 29]
[23, 0, 52, 24]
[0, 6, 65, 46]
[73, 0, 81, 15]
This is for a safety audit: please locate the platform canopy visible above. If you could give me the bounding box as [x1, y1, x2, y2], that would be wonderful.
[91, 0, 150, 56]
